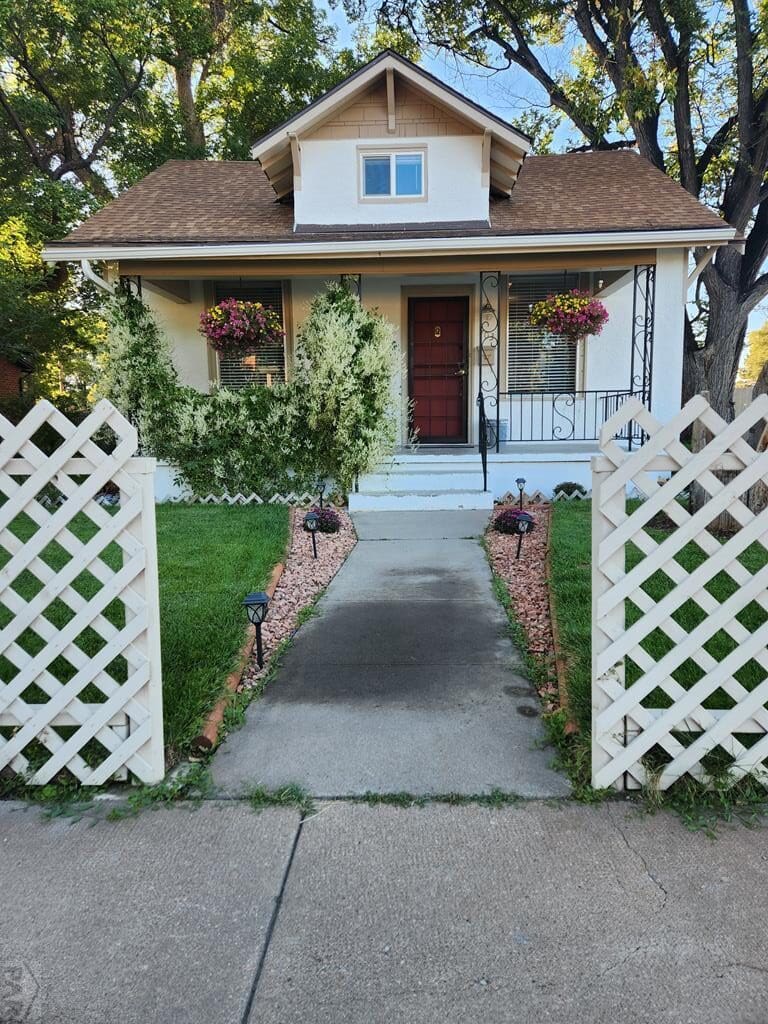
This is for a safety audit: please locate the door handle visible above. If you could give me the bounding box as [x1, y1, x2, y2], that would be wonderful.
[455, 366, 467, 376]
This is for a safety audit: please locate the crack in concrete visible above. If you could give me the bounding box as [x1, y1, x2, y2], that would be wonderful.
[724, 962, 768, 977]
[598, 943, 644, 977]
[240, 814, 305, 1024]
[613, 815, 670, 910]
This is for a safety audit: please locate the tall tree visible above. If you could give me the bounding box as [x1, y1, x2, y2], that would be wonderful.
[353, 0, 768, 417]
[0, 0, 359, 397]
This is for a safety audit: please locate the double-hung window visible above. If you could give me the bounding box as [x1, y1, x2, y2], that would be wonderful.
[361, 151, 425, 199]
[507, 274, 579, 392]
[214, 280, 285, 390]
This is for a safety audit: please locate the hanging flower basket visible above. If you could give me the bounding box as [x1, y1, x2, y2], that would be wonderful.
[199, 298, 284, 354]
[529, 289, 609, 344]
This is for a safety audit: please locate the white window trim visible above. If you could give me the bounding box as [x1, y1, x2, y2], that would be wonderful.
[358, 146, 427, 203]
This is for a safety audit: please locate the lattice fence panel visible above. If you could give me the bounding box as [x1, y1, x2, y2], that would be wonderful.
[592, 394, 768, 791]
[0, 400, 164, 785]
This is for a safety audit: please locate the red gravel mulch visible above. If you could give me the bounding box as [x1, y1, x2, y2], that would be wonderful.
[486, 503, 561, 714]
[241, 508, 357, 689]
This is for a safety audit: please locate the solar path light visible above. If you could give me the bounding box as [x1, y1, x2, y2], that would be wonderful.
[304, 510, 319, 559]
[242, 591, 270, 668]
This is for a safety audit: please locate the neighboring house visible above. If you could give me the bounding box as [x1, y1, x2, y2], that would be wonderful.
[0, 356, 32, 399]
[43, 50, 736, 509]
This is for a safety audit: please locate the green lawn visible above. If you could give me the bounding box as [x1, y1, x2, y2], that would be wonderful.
[549, 499, 768, 738]
[0, 503, 289, 773]
[156, 504, 288, 757]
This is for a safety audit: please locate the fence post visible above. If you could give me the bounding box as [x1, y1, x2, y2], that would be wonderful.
[591, 457, 630, 790]
[125, 457, 165, 783]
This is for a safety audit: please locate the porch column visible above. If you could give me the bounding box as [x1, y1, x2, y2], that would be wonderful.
[479, 271, 502, 452]
[629, 263, 656, 449]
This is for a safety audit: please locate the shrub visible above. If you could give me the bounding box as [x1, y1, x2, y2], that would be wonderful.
[494, 508, 524, 534]
[99, 282, 400, 498]
[283, 283, 399, 492]
[553, 481, 587, 496]
[311, 505, 341, 533]
[98, 283, 182, 457]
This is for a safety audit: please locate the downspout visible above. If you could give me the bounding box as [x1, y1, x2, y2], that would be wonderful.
[80, 258, 114, 294]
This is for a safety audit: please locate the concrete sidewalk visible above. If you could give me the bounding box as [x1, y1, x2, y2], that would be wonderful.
[213, 511, 568, 798]
[3, 798, 768, 1024]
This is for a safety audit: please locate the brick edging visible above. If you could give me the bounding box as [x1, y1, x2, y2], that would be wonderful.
[191, 557, 287, 753]
[544, 524, 580, 736]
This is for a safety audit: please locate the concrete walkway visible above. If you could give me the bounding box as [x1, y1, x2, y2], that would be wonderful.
[3, 798, 768, 1024]
[213, 511, 568, 798]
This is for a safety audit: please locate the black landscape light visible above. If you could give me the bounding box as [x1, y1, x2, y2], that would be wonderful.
[511, 509, 535, 560]
[515, 476, 526, 509]
[242, 591, 270, 668]
[304, 510, 319, 559]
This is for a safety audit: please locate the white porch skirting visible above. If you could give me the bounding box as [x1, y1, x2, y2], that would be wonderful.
[155, 446, 598, 508]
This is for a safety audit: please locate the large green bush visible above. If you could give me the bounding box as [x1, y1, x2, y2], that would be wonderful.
[100, 282, 399, 496]
[285, 282, 399, 491]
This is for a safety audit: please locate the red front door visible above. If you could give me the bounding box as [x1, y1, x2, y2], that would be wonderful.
[408, 297, 469, 444]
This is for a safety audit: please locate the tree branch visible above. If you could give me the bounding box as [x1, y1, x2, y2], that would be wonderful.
[642, 0, 697, 193]
[0, 82, 49, 174]
[696, 113, 738, 185]
[484, 1, 610, 147]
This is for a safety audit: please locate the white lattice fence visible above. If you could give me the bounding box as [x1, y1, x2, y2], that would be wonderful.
[592, 394, 768, 791]
[0, 399, 164, 785]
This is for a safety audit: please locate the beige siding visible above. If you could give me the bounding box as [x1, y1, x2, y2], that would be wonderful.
[306, 80, 479, 140]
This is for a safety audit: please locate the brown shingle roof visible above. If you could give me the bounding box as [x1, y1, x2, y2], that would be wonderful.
[49, 150, 726, 249]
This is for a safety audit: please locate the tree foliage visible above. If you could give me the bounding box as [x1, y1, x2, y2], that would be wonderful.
[353, 0, 768, 415]
[0, 0, 362, 400]
[0, 216, 102, 406]
[738, 322, 768, 384]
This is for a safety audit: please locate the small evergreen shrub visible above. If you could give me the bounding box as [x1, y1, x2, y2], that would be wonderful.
[553, 481, 587, 497]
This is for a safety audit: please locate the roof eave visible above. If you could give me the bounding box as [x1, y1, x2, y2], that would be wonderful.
[43, 226, 737, 263]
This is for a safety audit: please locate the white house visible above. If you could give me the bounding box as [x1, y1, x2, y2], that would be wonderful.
[44, 50, 737, 509]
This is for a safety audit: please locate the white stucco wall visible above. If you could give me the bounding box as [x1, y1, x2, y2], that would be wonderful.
[295, 136, 489, 225]
[582, 270, 634, 393]
[142, 281, 210, 391]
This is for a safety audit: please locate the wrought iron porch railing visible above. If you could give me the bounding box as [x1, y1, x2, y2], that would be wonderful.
[477, 389, 489, 491]
[487, 389, 642, 447]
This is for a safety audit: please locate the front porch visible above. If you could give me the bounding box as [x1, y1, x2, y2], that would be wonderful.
[350, 264, 656, 509]
[122, 250, 666, 508]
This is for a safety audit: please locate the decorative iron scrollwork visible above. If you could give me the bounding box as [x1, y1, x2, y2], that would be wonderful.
[479, 271, 502, 452]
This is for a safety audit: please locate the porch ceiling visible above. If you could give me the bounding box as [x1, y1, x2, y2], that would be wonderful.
[119, 248, 657, 280]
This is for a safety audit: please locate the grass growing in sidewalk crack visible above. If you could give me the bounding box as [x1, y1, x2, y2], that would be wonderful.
[246, 783, 315, 816]
[355, 789, 525, 809]
[105, 764, 213, 820]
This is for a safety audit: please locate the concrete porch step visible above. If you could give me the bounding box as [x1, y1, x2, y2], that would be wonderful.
[358, 467, 485, 493]
[348, 489, 494, 512]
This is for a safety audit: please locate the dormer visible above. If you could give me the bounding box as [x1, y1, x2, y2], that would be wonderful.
[251, 50, 531, 229]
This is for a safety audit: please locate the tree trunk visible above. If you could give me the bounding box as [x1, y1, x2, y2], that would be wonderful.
[175, 63, 206, 155]
[682, 250, 748, 421]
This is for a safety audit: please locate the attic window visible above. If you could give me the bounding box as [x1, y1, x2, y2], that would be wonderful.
[361, 151, 425, 199]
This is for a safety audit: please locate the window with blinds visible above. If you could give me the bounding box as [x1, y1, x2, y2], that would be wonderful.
[213, 281, 285, 389]
[507, 274, 579, 392]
